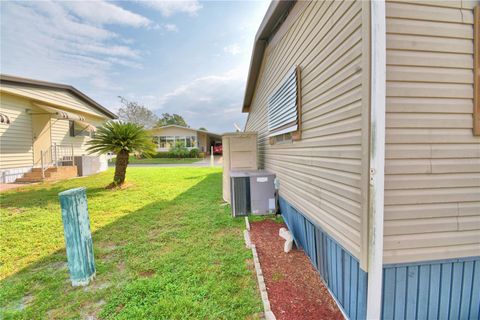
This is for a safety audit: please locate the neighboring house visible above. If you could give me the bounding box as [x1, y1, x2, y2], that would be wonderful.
[148, 125, 221, 153]
[243, 1, 479, 319]
[0, 75, 117, 183]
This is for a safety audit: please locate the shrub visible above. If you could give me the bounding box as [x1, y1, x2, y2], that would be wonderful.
[199, 152, 205, 158]
[151, 144, 200, 159]
[189, 148, 200, 158]
[153, 152, 170, 158]
[169, 141, 189, 158]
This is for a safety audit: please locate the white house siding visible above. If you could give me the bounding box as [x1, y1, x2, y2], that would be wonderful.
[0, 84, 106, 118]
[384, 0, 480, 264]
[50, 116, 104, 155]
[0, 93, 34, 182]
[150, 126, 198, 137]
[245, 0, 369, 261]
[149, 126, 200, 151]
[0, 89, 108, 182]
[198, 132, 207, 153]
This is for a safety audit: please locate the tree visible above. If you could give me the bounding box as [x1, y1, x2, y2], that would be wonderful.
[117, 96, 157, 128]
[198, 127, 207, 131]
[155, 113, 188, 127]
[87, 122, 156, 186]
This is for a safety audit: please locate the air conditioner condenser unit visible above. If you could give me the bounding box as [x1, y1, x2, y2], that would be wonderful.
[230, 170, 276, 217]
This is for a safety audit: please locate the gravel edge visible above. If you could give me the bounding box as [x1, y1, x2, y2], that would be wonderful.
[244, 217, 276, 320]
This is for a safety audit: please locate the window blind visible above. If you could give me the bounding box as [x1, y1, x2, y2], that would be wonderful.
[267, 66, 301, 137]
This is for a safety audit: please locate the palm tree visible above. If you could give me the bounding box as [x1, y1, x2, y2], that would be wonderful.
[87, 121, 156, 186]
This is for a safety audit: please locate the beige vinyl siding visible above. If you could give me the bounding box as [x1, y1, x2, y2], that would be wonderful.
[0, 93, 33, 169]
[0, 84, 106, 118]
[245, 0, 369, 261]
[384, 0, 480, 264]
[198, 132, 208, 152]
[149, 126, 198, 137]
[149, 126, 203, 150]
[50, 116, 104, 156]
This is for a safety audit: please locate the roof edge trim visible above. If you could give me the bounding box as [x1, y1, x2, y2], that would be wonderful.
[241, 0, 295, 113]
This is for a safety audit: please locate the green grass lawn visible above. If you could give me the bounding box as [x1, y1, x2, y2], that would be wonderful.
[0, 168, 262, 319]
[109, 157, 202, 165]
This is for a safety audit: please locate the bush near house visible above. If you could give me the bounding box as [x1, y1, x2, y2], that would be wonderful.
[149, 148, 200, 159]
[109, 142, 203, 165]
[110, 156, 201, 165]
[188, 148, 200, 158]
[151, 145, 201, 159]
[169, 141, 190, 158]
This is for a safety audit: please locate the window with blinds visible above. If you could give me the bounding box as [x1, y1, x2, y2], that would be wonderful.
[267, 66, 301, 140]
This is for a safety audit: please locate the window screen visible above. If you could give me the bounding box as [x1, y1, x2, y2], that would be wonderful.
[267, 66, 301, 139]
[73, 123, 91, 137]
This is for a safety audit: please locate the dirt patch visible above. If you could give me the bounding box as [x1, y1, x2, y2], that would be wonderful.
[105, 182, 134, 190]
[0, 294, 34, 313]
[80, 299, 106, 320]
[117, 262, 126, 272]
[138, 269, 156, 278]
[250, 219, 343, 320]
[0, 183, 37, 193]
[32, 261, 68, 274]
[2, 207, 26, 215]
[83, 281, 111, 292]
[97, 241, 126, 254]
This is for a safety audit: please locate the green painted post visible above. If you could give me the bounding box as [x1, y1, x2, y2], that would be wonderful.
[58, 187, 95, 286]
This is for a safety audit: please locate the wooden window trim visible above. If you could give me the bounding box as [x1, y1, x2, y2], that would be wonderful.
[291, 66, 302, 141]
[474, 6, 480, 135]
[269, 120, 297, 135]
[268, 66, 302, 144]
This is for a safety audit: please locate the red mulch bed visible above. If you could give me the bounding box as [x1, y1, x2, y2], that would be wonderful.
[250, 219, 344, 320]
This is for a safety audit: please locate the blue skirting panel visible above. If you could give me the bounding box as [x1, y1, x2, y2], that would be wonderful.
[280, 197, 368, 320]
[279, 197, 480, 319]
[382, 257, 480, 320]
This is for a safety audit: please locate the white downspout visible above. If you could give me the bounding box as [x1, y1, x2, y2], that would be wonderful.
[366, 0, 386, 319]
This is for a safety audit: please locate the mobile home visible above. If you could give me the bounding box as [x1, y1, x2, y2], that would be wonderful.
[0, 75, 117, 183]
[148, 125, 221, 153]
[242, 1, 480, 318]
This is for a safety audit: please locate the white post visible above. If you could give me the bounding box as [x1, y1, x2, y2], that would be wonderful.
[366, 1, 386, 319]
[41, 150, 45, 179]
[210, 146, 214, 167]
[71, 144, 74, 166]
[54, 143, 58, 167]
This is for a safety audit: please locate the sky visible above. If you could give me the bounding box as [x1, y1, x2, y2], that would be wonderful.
[0, 0, 271, 133]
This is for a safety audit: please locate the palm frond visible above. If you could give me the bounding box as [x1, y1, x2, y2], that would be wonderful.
[87, 121, 156, 156]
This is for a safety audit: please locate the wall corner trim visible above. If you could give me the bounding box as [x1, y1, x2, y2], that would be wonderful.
[366, 0, 386, 319]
